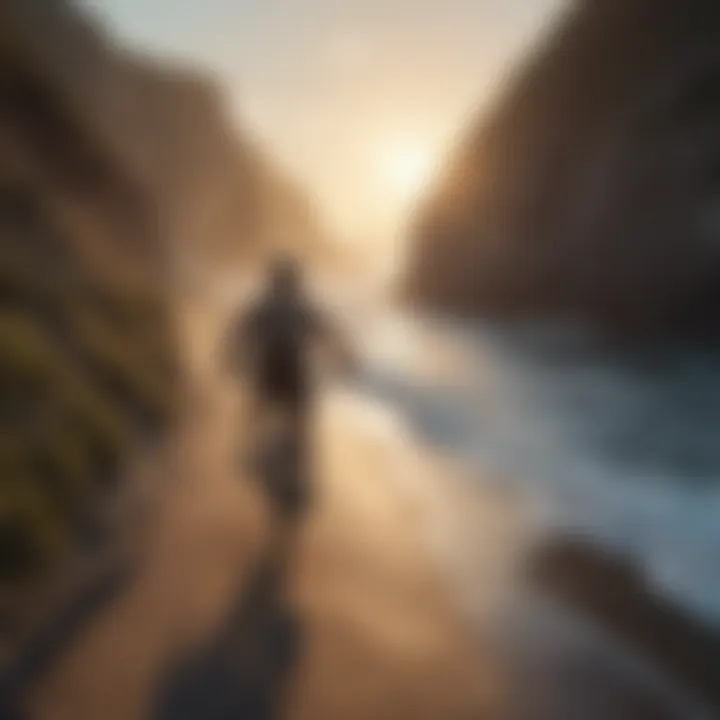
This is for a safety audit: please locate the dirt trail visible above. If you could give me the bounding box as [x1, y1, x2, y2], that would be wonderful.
[28, 298, 505, 720]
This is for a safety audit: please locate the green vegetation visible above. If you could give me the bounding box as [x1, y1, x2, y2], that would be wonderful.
[0, 38, 178, 582]
[0, 227, 177, 579]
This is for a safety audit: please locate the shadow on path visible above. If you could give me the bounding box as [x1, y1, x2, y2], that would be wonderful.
[0, 553, 137, 720]
[153, 552, 302, 720]
[154, 422, 310, 720]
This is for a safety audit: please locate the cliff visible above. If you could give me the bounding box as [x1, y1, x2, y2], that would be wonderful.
[2, 0, 326, 275]
[404, 0, 720, 340]
[0, 6, 177, 579]
[0, 0, 325, 581]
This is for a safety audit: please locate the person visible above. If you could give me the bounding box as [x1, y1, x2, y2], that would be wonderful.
[227, 254, 357, 459]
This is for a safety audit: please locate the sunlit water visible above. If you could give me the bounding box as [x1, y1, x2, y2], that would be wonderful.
[322, 283, 720, 628]
[216, 275, 720, 627]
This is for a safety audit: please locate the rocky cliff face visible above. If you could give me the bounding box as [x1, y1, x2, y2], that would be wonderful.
[0, 7, 179, 578]
[404, 0, 720, 340]
[0, 0, 324, 580]
[2, 0, 326, 276]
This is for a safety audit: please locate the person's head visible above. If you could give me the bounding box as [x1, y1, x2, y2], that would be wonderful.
[269, 254, 302, 296]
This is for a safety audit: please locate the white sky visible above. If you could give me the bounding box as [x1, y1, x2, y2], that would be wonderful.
[80, 0, 563, 246]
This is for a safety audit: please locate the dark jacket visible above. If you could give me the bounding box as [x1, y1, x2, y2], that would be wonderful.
[232, 292, 330, 404]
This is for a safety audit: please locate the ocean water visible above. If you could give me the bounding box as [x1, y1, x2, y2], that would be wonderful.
[355, 310, 720, 627]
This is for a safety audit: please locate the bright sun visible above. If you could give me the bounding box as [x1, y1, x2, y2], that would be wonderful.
[384, 145, 434, 201]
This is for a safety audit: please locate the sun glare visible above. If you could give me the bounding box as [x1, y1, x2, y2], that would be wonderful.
[384, 145, 434, 202]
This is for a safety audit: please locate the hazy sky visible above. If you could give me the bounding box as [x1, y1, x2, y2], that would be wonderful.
[80, 0, 562, 245]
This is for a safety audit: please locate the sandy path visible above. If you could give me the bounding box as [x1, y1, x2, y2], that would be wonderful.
[27, 299, 505, 720]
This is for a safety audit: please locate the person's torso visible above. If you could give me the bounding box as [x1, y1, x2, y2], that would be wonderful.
[251, 299, 316, 394]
